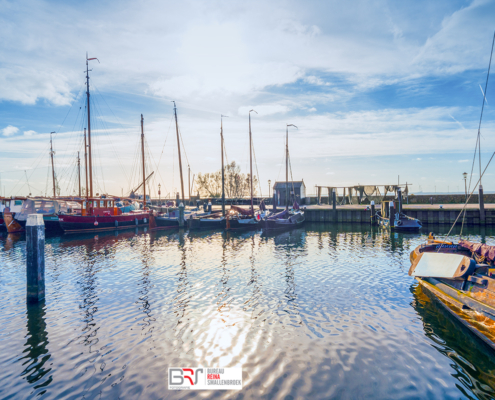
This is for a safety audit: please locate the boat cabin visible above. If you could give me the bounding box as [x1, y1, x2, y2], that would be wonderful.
[78, 197, 122, 216]
[0, 197, 27, 213]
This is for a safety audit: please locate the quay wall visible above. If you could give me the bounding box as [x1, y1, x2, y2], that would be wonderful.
[303, 207, 495, 225]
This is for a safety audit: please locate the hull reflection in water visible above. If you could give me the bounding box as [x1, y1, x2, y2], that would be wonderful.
[412, 284, 495, 397]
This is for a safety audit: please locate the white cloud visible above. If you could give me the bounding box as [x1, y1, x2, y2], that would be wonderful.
[0, 0, 493, 106]
[23, 130, 36, 136]
[416, 158, 422, 161]
[2, 125, 19, 136]
[458, 159, 470, 162]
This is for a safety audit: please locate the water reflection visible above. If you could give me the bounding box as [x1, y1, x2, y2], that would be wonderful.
[3, 223, 495, 399]
[411, 284, 495, 398]
[137, 234, 155, 335]
[21, 302, 52, 394]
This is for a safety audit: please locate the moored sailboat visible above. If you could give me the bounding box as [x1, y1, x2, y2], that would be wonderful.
[59, 56, 150, 233]
[264, 124, 304, 231]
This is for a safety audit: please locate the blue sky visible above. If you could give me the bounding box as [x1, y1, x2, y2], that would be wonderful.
[0, 0, 494, 198]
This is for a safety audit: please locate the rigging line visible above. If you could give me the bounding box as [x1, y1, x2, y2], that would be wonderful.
[177, 125, 191, 169]
[145, 137, 168, 194]
[251, 136, 262, 197]
[462, 30, 495, 229]
[155, 114, 174, 172]
[440, 149, 495, 243]
[11, 141, 51, 195]
[91, 82, 137, 140]
[91, 94, 132, 185]
[476, 30, 495, 187]
[53, 81, 85, 136]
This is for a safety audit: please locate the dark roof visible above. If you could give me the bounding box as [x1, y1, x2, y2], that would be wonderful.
[273, 181, 305, 189]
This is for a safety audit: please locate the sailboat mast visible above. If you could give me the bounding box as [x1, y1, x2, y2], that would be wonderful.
[78, 151, 81, 197]
[285, 125, 288, 210]
[141, 114, 146, 210]
[173, 101, 185, 205]
[249, 114, 254, 215]
[86, 55, 93, 198]
[285, 124, 298, 209]
[221, 116, 225, 216]
[50, 132, 56, 198]
[249, 110, 257, 215]
[84, 128, 88, 198]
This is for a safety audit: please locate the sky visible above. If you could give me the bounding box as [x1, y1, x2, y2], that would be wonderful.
[1, 0, 495, 198]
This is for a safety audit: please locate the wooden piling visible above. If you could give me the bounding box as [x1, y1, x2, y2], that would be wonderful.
[317, 187, 321, 205]
[26, 214, 45, 303]
[480, 185, 486, 225]
[371, 201, 375, 224]
[178, 203, 185, 227]
[389, 202, 395, 228]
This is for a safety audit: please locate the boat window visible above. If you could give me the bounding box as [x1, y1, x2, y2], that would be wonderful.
[15, 200, 22, 206]
[100, 200, 104, 208]
[109, 201, 113, 207]
[58, 201, 68, 213]
[6, 201, 10, 208]
[83, 201, 86, 209]
[88, 201, 93, 208]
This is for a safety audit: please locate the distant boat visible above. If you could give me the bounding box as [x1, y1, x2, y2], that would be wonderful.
[375, 196, 422, 231]
[226, 110, 266, 230]
[263, 124, 305, 231]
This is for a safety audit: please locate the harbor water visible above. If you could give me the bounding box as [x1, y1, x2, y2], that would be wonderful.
[1, 223, 495, 399]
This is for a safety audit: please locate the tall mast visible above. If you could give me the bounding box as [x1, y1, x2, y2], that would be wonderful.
[285, 125, 288, 209]
[78, 151, 81, 197]
[286, 124, 298, 210]
[84, 128, 88, 199]
[86, 54, 93, 198]
[221, 115, 226, 216]
[172, 101, 185, 205]
[85, 54, 99, 199]
[249, 110, 257, 215]
[141, 114, 146, 210]
[50, 131, 56, 198]
[188, 165, 191, 203]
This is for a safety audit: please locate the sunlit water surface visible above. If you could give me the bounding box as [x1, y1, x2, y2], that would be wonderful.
[1, 223, 495, 399]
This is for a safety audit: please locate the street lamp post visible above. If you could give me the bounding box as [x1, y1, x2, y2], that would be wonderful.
[158, 183, 161, 205]
[268, 180, 271, 199]
[463, 172, 467, 201]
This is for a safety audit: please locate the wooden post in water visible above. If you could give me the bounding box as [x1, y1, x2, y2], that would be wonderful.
[178, 203, 184, 228]
[332, 189, 337, 222]
[479, 185, 486, 224]
[317, 186, 321, 205]
[371, 201, 375, 224]
[397, 187, 402, 214]
[389, 201, 395, 228]
[26, 214, 45, 303]
[272, 193, 277, 211]
[208, 200, 212, 213]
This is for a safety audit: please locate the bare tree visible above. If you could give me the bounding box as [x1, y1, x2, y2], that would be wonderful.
[196, 161, 258, 198]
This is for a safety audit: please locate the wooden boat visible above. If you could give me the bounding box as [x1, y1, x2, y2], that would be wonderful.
[59, 57, 150, 233]
[409, 234, 495, 351]
[263, 124, 304, 231]
[9, 198, 78, 233]
[0, 197, 26, 229]
[376, 195, 421, 231]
